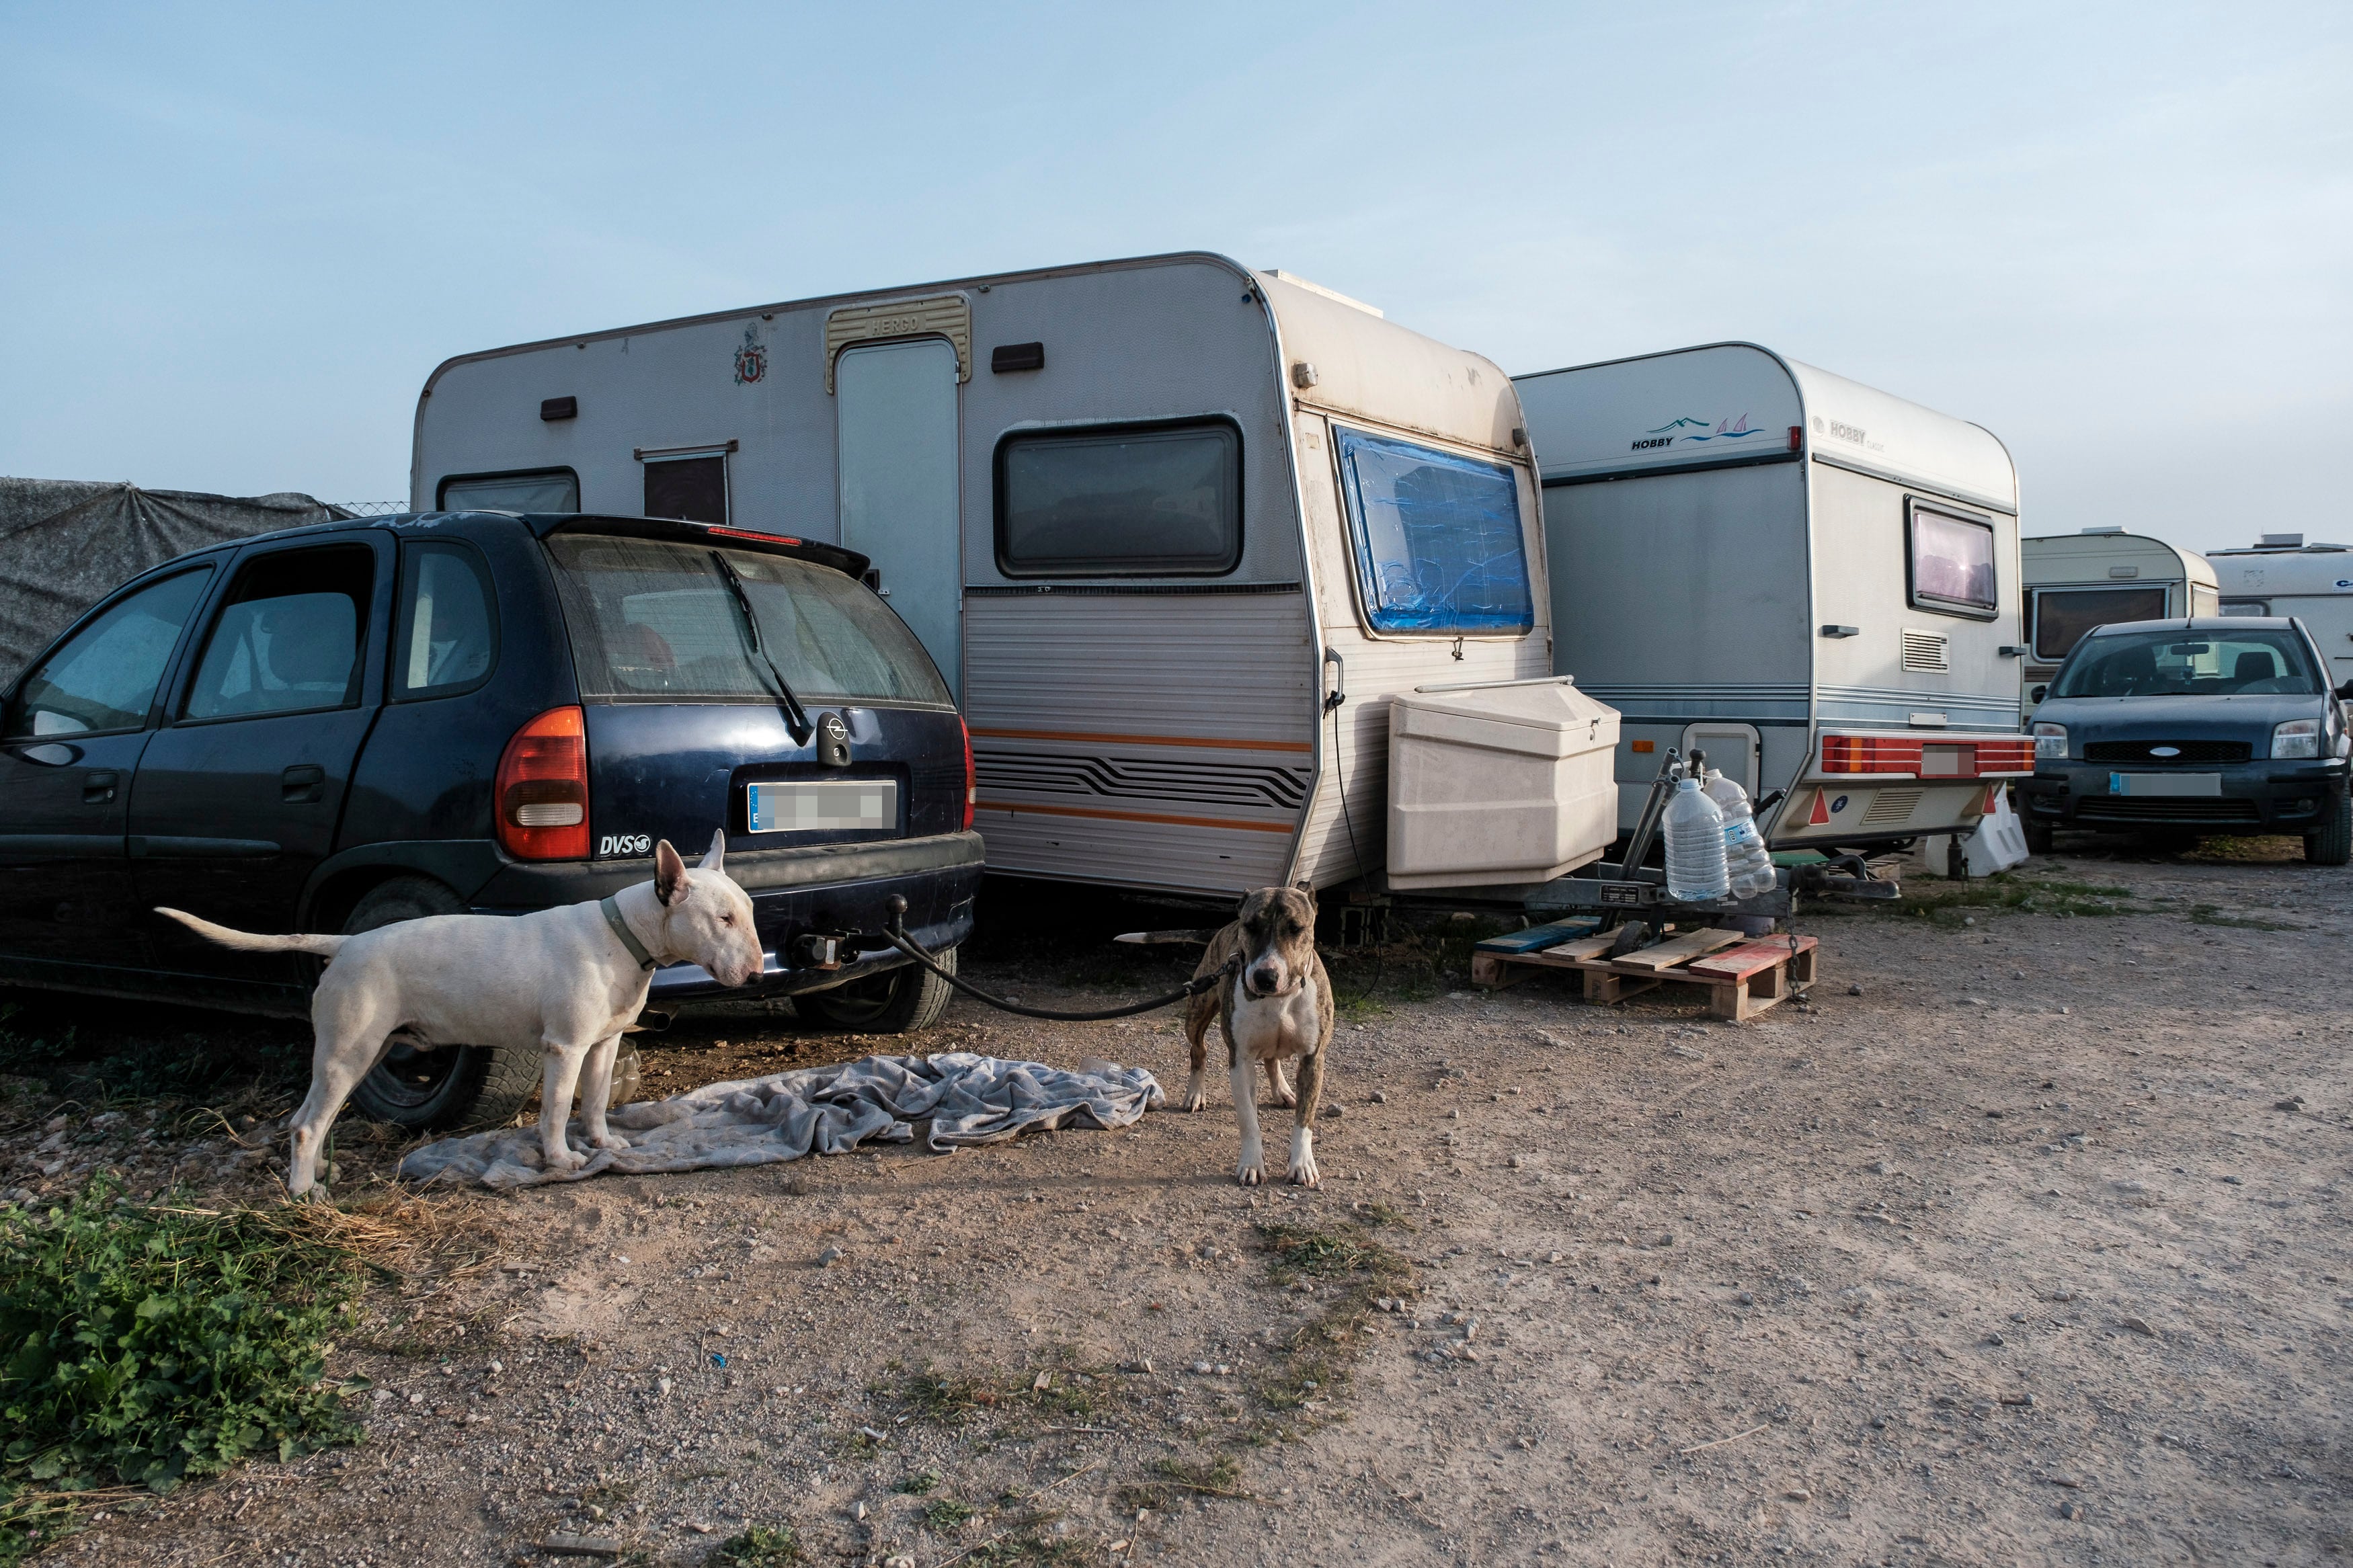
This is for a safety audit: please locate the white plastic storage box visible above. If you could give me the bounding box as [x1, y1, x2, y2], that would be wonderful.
[1386, 677, 1622, 890]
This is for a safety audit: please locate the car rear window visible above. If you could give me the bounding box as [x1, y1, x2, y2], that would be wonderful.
[544, 535, 951, 706]
[2052, 627, 2320, 698]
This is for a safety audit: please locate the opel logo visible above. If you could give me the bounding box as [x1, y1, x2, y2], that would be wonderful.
[2149, 745, 2180, 757]
[822, 714, 848, 741]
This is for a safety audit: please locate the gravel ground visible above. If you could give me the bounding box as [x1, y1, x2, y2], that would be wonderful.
[4, 835, 2348, 1567]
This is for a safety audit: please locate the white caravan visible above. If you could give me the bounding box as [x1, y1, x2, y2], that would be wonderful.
[411, 253, 1556, 899]
[2210, 534, 2353, 691]
[1514, 343, 2032, 852]
[2020, 528, 2217, 718]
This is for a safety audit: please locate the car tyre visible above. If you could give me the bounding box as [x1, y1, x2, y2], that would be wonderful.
[2023, 818, 2055, 857]
[342, 877, 540, 1130]
[801, 947, 957, 1034]
[2305, 791, 2352, 867]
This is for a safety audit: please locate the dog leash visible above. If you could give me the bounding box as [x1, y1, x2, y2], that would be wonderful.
[879, 896, 1238, 1022]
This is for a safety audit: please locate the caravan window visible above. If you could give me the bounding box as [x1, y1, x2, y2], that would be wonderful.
[2032, 586, 2167, 662]
[994, 420, 1240, 576]
[644, 454, 729, 526]
[1334, 426, 1531, 635]
[438, 468, 579, 512]
[1906, 500, 1998, 618]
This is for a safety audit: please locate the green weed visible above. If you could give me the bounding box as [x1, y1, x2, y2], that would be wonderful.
[712, 1522, 802, 1565]
[920, 1497, 977, 1531]
[894, 1468, 940, 1495]
[0, 1181, 367, 1561]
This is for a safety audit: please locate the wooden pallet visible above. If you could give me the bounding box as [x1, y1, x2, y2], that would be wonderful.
[1470, 930, 1819, 1022]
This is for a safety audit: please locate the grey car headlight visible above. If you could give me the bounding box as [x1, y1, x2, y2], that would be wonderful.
[2032, 721, 2067, 760]
[2273, 718, 2321, 759]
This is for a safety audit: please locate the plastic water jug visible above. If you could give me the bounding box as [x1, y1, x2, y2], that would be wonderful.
[1663, 778, 1730, 901]
[1704, 770, 1779, 899]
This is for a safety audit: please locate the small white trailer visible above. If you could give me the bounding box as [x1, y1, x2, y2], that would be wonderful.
[412, 253, 1570, 899]
[1514, 343, 2033, 852]
[2210, 534, 2353, 691]
[2020, 528, 2217, 718]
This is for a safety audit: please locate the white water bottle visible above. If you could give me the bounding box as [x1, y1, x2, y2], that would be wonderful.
[1704, 770, 1778, 899]
[1663, 778, 1730, 901]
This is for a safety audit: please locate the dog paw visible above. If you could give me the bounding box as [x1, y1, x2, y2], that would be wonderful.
[587, 1131, 631, 1152]
[1271, 1089, 1298, 1110]
[1287, 1154, 1321, 1188]
[1236, 1161, 1264, 1187]
[547, 1145, 590, 1173]
[1178, 1091, 1207, 1114]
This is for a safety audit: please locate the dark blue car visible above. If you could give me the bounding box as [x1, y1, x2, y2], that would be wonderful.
[0, 510, 982, 1126]
[2018, 616, 2351, 863]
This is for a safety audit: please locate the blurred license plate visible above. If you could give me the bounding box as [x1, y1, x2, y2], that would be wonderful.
[746, 779, 898, 833]
[2108, 773, 2221, 797]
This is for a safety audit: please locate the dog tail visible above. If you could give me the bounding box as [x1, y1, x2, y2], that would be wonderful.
[154, 907, 347, 958]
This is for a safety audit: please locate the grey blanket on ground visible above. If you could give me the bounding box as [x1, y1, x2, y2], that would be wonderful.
[399, 1052, 1164, 1190]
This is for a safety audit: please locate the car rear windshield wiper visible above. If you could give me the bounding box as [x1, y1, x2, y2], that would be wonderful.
[709, 550, 814, 746]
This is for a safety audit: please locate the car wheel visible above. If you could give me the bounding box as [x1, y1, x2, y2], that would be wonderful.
[2305, 791, 2352, 866]
[2023, 818, 2055, 857]
[801, 947, 957, 1034]
[341, 877, 540, 1131]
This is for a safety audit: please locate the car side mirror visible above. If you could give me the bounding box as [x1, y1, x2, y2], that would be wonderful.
[2030, 685, 2048, 704]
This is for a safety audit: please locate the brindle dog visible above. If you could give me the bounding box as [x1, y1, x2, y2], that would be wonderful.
[1178, 882, 1334, 1187]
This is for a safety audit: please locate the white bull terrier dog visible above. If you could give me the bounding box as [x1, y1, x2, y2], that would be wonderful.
[158, 832, 762, 1198]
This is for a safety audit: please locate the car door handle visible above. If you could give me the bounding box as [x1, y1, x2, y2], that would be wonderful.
[83, 771, 119, 804]
[281, 764, 326, 804]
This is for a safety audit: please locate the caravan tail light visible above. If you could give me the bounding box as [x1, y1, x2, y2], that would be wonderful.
[1821, 733, 2035, 777]
[496, 706, 591, 860]
[1821, 735, 1923, 774]
[959, 714, 975, 833]
[1974, 739, 2034, 775]
[1788, 425, 1803, 452]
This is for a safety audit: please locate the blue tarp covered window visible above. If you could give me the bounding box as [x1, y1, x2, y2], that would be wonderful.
[1334, 426, 1532, 634]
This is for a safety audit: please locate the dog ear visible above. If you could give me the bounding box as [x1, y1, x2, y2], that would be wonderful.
[699, 829, 725, 874]
[1293, 879, 1317, 906]
[653, 839, 688, 905]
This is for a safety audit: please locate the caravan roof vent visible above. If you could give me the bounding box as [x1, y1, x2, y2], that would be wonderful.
[2260, 533, 2305, 548]
[2079, 526, 2124, 535]
[1900, 628, 1950, 673]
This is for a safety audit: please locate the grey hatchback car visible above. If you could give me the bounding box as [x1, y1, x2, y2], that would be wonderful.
[2017, 617, 2352, 863]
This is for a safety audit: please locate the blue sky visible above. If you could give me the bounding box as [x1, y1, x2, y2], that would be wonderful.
[2, 2, 2346, 555]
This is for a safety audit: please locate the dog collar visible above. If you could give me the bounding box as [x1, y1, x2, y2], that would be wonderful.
[599, 895, 659, 971]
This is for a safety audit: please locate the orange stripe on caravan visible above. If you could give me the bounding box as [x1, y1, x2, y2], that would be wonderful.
[975, 800, 1295, 834]
[967, 726, 1312, 755]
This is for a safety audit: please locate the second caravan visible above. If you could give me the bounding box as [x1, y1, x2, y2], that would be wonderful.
[1516, 343, 2034, 853]
[2020, 528, 2217, 718]
[413, 254, 1566, 900]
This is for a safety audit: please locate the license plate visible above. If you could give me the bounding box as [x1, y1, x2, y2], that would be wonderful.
[745, 778, 898, 833]
[2108, 773, 2221, 797]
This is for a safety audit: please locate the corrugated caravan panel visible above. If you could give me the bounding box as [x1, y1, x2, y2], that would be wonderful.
[962, 590, 1314, 893]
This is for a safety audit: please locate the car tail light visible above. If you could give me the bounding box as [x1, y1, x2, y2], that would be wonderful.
[707, 526, 804, 547]
[496, 706, 590, 860]
[1820, 735, 1923, 774]
[959, 714, 975, 833]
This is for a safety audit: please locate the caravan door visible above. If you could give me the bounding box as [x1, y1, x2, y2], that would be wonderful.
[836, 340, 962, 700]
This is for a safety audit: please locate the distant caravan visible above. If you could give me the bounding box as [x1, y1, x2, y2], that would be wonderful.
[1515, 343, 2033, 853]
[2020, 529, 2218, 719]
[2210, 534, 2353, 692]
[412, 254, 1556, 898]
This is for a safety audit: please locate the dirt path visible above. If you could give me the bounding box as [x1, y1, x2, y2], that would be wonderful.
[7, 840, 2348, 1566]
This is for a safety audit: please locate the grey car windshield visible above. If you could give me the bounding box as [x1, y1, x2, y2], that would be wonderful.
[2052, 628, 2319, 698]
